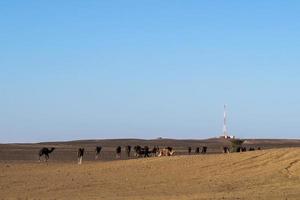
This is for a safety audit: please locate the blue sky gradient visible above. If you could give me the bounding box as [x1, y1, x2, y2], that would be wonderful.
[1, 1, 300, 142]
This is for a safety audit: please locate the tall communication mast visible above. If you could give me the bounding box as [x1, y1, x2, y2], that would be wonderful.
[223, 104, 228, 138]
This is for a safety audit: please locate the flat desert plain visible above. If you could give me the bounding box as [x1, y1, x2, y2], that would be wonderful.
[1, 145, 300, 199]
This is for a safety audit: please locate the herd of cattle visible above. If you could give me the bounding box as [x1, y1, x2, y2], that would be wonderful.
[38, 145, 261, 164]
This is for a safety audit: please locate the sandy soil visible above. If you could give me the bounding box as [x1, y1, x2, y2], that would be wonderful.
[1, 148, 300, 199]
[2, 138, 300, 162]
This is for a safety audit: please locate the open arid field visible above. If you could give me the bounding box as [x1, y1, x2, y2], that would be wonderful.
[1, 148, 300, 199]
[2, 138, 300, 162]
[1, 139, 300, 199]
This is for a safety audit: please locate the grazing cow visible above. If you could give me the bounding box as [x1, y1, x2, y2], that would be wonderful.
[125, 145, 131, 157]
[242, 147, 247, 152]
[95, 146, 102, 160]
[116, 146, 122, 159]
[257, 147, 261, 150]
[223, 147, 230, 153]
[78, 148, 85, 164]
[195, 147, 200, 154]
[38, 147, 55, 162]
[201, 146, 208, 154]
[237, 147, 241, 152]
[249, 147, 255, 151]
[188, 147, 192, 155]
[158, 147, 175, 157]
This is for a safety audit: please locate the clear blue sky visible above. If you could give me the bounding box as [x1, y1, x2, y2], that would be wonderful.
[1, 1, 300, 142]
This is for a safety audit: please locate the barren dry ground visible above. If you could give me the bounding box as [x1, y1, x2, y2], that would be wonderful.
[1, 148, 300, 199]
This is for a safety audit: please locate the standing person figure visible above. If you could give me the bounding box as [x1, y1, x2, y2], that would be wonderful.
[188, 147, 192, 155]
[116, 146, 122, 159]
[78, 148, 85, 165]
[125, 145, 131, 158]
[152, 146, 159, 157]
[144, 146, 150, 157]
[201, 146, 208, 154]
[95, 146, 102, 160]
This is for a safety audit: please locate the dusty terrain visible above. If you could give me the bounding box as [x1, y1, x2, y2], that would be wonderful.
[2, 138, 300, 162]
[1, 139, 300, 199]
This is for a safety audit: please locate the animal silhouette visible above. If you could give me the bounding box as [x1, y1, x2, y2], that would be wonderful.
[38, 147, 55, 162]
